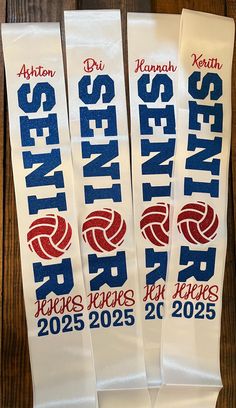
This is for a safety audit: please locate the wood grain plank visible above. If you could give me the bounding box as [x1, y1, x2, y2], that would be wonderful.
[151, 0, 225, 14]
[217, 171, 236, 408]
[0, 1, 7, 406]
[7, 0, 77, 22]
[220, 2, 236, 406]
[80, 0, 152, 11]
[226, 0, 236, 251]
[2, 115, 32, 407]
[2, 2, 77, 407]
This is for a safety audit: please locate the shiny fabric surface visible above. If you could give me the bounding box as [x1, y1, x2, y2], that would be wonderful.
[2, 22, 97, 408]
[64, 10, 151, 408]
[127, 12, 179, 391]
[155, 9, 235, 408]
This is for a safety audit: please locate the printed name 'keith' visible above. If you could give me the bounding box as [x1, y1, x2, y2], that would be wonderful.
[135, 58, 177, 73]
[191, 53, 223, 70]
[17, 64, 56, 80]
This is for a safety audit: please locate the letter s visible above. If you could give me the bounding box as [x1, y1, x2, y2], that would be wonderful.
[18, 82, 56, 113]
[188, 72, 222, 101]
[78, 74, 115, 104]
[138, 73, 173, 103]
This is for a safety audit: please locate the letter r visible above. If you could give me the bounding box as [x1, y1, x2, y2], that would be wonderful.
[33, 258, 74, 300]
[178, 246, 216, 282]
[88, 251, 127, 290]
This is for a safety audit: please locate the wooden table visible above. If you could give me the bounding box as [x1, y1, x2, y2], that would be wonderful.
[1, 1, 235, 407]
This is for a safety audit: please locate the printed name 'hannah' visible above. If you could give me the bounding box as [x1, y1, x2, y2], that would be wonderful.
[135, 58, 177, 73]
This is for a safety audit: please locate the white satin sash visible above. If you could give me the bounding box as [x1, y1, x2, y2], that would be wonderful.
[156, 9, 234, 408]
[127, 12, 179, 398]
[64, 10, 151, 408]
[2, 22, 97, 408]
